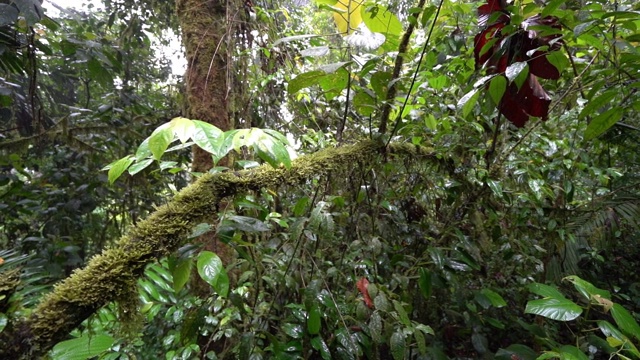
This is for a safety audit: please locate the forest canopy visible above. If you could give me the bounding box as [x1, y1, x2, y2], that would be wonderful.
[1, 0, 640, 359]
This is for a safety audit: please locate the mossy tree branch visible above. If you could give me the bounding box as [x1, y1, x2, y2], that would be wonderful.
[0, 139, 446, 358]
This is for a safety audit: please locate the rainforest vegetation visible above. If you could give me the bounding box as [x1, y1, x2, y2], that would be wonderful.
[1, 0, 640, 358]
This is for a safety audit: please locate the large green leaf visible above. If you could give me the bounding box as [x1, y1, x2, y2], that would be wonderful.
[480, 288, 507, 308]
[288, 70, 327, 94]
[191, 120, 227, 161]
[488, 76, 507, 105]
[106, 156, 134, 184]
[148, 127, 174, 160]
[525, 298, 582, 321]
[584, 107, 623, 140]
[196, 251, 229, 297]
[253, 132, 292, 169]
[598, 321, 640, 357]
[168, 117, 195, 144]
[310, 336, 331, 360]
[49, 334, 114, 360]
[611, 304, 640, 341]
[127, 158, 154, 176]
[563, 275, 611, 302]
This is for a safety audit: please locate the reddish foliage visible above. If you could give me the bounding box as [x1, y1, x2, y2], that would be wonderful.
[473, 1, 563, 127]
[356, 277, 374, 308]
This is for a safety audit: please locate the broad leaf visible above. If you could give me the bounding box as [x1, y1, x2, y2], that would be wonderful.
[128, 158, 154, 176]
[584, 107, 623, 141]
[525, 297, 582, 321]
[148, 127, 174, 160]
[106, 156, 134, 184]
[196, 251, 229, 297]
[191, 120, 227, 161]
[563, 275, 611, 301]
[49, 334, 114, 360]
[332, 0, 364, 35]
[169, 117, 195, 144]
[611, 304, 640, 341]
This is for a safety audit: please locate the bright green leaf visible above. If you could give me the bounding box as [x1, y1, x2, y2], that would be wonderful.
[307, 305, 322, 335]
[525, 297, 582, 321]
[527, 283, 566, 299]
[49, 334, 114, 360]
[107, 156, 134, 184]
[288, 70, 327, 94]
[197, 251, 224, 288]
[563, 275, 611, 301]
[488, 76, 507, 105]
[192, 120, 227, 161]
[392, 300, 411, 327]
[148, 127, 174, 160]
[480, 288, 507, 308]
[169, 117, 195, 144]
[128, 158, 154, 176]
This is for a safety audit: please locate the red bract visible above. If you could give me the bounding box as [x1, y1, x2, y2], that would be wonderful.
[473, 1, 563, 127]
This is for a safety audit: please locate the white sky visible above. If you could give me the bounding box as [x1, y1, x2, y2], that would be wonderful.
[43, 0, 187, 75]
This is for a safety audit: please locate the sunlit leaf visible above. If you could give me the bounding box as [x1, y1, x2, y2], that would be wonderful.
[148, 127, 174, 160]
[563, 275, 611, 301]
[106, 156, 134, 184]
[197, 251, 229, 297]
[332, 0, 364, 35]
[191, 120, 227, 160]
[288, 70, 326, 94]
[505, 62, 528, 82]
[169, 117, 195, 144]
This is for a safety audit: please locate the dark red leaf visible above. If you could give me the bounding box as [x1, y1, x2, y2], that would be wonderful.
[499, 84, 530, 127]
[474, 23, 506, 70]
[498, 75, 551, 127]
[519, 74, 551, 118]
[528, 51, 560, 80]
